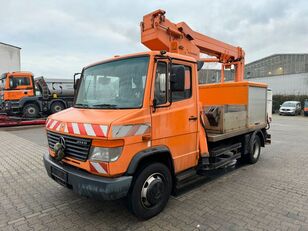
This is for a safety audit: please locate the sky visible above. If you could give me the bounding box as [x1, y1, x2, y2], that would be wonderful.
[1, 0, 308, 78]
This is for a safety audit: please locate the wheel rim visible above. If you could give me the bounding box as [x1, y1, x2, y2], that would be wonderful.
[27, 107, 36, 115]
[253, 140, 260, 159]
[54, 105, 62, 112]
[141, 173, 165, 208]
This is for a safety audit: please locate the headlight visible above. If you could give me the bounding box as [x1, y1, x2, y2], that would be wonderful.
[89, 147, 123, 162]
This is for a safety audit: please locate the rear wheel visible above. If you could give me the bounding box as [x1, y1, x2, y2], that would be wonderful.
[50, 101, 65, 114]
[128, 162, 172, 220]
[22, 103, 39, 118]
[247, 136, 261, 164]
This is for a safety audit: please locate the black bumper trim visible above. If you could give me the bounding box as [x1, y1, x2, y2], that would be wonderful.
[43, 153, 132, 200]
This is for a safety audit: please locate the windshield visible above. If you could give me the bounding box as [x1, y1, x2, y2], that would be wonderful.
[75, 56, 149, 109]
[282, 102, 296, 107]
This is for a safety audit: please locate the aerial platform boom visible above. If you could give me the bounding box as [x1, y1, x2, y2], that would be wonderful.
[141, 9, 245, 82]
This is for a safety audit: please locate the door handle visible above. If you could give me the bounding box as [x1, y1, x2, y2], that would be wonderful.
[24, 91, 28, 95]
[189, 116, 198, 121]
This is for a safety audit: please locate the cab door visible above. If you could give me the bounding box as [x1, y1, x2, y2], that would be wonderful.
[5, 75, 34, 101]
[150, 60, 198, 173]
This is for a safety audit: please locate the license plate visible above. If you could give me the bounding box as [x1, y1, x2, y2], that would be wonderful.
[51, 166, 68, 186]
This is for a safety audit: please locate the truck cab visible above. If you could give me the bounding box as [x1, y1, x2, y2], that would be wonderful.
[0, 72, 35, 105]
[44, 51, 270, 219]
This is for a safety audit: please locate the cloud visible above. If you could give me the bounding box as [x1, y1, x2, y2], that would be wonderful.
[0, 0, 307, 77]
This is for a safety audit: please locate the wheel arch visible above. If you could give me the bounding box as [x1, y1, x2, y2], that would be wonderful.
[19, 97, 42, 111]
[126, 146, 175, 177]
[253, 129, 265, 148]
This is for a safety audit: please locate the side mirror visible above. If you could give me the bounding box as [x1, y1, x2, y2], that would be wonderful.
[74, 73, 81, 90]
[170, 65, 185, 91]
[74, 78, 80, 90]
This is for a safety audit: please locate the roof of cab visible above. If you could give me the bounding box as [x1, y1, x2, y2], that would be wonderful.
[5, 71, 33, 76]
[84, 51, 197, 69]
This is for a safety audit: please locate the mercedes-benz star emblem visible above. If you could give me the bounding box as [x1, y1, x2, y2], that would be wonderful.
[59, 136, 66, 149]
[53, 136, 66, 161]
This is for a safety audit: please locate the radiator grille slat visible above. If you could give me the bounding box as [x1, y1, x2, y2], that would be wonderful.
[47, 131, 92, 161]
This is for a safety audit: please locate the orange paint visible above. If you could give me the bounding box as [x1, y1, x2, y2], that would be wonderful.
[1, 72, 35, 101]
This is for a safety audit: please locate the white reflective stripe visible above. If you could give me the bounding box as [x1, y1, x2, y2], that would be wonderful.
[64, 124, 68, 133]
[72, 123, 80, 134]
[47, 119, 53, 128]
[56, 124, 61, 131]
[84, 123, 96, 136]
[91, 162, 106, 174]
[100, 125, 108, 136]
[49, 120, 57, 129]
[135, 125, 149, 135]
[112, 126, 121, 137]
[116, 125, 132, 137]
[46, 119, 52, 127]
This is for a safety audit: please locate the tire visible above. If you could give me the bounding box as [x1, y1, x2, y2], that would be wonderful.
[128, 162, 172, 220]
[22, 103, 39, 118]
[50, 101, 65, 114]
[246, 135, 261, 164]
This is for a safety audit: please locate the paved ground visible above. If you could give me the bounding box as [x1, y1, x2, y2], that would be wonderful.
[0, 115, 308, 231]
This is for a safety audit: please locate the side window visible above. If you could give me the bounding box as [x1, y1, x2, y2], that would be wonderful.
[154, 62, 167, 105]
[172, 65, 192, 101]
[13, 77, 31, 87]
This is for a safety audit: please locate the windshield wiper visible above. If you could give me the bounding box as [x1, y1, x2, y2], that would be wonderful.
[74, 103, 90, 108]
[91, 104, 119, 108]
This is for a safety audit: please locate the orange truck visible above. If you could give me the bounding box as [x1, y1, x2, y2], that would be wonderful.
[43, 10, 271, 219]
[0, 72, 74, 117]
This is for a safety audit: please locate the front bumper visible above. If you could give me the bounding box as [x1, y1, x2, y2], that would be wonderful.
[43, 153, 132, 200]
[279, 111, 295, 115]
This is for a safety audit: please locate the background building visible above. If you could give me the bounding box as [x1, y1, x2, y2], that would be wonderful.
[0, 42, 21, 74]
[245, 54, 308, 95]
[199, 54, 308, 95]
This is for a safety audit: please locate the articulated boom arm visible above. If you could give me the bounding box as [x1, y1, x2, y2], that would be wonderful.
[141, 9, 245, 81]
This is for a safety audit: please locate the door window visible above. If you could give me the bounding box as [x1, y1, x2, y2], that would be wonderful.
[154, 62, 168, 105]
[154, 63, 192, 104]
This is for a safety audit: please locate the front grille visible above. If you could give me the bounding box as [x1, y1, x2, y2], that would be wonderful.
[47, 131, 92, 161]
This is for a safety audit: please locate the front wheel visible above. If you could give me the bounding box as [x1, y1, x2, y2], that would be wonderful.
[22, 103, 39, 118]
[128, 163, 172, 220]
